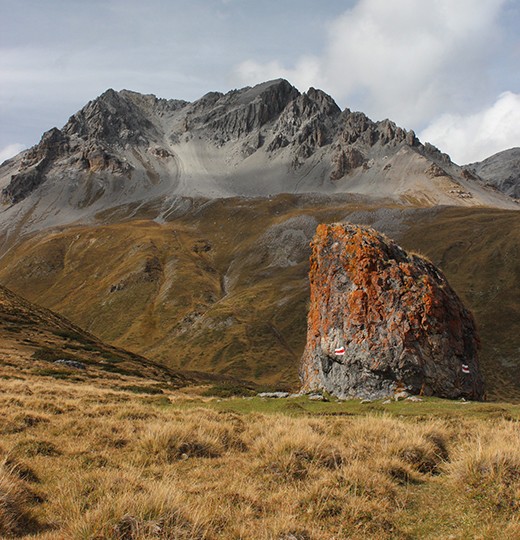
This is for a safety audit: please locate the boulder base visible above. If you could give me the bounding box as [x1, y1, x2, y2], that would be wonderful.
[300, 223, 485, 400]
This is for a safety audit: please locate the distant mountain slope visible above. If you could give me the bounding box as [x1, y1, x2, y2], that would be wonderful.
[0, 80, 516, 238]
[466, 147, 520, 199]
[1, 197, 519, 401]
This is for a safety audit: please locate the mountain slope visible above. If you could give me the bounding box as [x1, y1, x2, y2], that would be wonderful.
[1, 196, 518, 400]
[0, 80, 516, 240]
[1, 80, 519, 400]
[466, 147, 520, 199]
[0, 283, 190, 387]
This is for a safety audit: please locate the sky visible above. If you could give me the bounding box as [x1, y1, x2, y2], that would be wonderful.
[1, 0, 520, 165]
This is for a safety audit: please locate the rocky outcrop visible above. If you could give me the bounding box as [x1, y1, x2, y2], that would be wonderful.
[63, 88, 160, 146]
[300, 223, 485, 400]
[190, 79, 301, 142]
[269, 87, 341, 157]
[330, 147, 367, 180]
[1, 128, 70, 204]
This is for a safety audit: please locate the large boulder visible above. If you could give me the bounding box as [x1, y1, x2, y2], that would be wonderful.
[300, 223, 485, 400]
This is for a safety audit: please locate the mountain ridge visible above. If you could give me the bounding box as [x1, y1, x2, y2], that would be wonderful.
[0, 282, 181, 384]
[1, 79, 517, 240]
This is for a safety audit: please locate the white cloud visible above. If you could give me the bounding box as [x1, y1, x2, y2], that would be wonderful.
[234, 0, 508, 128]
[419, 92, 520, 164]
[0, 143, 26, 165]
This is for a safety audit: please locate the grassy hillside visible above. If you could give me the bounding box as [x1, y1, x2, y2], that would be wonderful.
[0, 195, 519, 400]
[0, 283, 223, 393]
[1, 367, 520, 539]
[1, 273, 519, 537]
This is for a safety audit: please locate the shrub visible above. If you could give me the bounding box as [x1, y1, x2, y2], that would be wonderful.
[448, 426, 520, 514]
[135, 410, 247, 464]
[120, 385, 164, 395]
[32, 348, 69, 362]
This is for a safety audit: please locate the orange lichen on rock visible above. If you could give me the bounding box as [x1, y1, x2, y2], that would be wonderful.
[299, 223, 485, 400]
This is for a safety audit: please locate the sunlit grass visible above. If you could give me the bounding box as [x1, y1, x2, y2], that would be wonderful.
[1, 368, 520, 539]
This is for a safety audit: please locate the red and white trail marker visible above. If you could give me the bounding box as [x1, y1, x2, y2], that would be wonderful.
[461, 364, 470, 374]
[335, 347, 345, 356]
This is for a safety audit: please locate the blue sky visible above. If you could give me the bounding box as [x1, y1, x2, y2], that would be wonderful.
[1, 0, 519, 164]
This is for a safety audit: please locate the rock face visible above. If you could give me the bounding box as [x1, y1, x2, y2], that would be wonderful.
[466, 147, 520, 199]
[300, 223, 485, 400]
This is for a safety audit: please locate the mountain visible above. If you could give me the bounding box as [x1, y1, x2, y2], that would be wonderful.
[466, 147, 520, 199]
[0, 80, 516, 242]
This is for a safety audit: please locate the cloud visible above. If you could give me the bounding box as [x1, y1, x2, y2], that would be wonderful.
[419, 92, 520, 164]
[0, 143, 26, 165]
[234, 0, 508, 128]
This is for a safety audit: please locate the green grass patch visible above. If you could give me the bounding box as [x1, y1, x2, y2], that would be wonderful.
[141, 395, 171, 407]
[0, 374, 25, 381]
[64, 342, 99, 353]
[32, 348, 77, 363]
[53, 329, 85, 340]
[98, 363, 145, 378]
[103, 356, 125, 364]
[171, 394, 520, 419]
[31, 368, 73, 380]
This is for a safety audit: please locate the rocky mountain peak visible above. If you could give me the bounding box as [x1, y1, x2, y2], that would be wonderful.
[266, 86, 341, 157]
[236, 78, 300, 107]
[305, 87, 341, 116]
[62, 88, 159, 146]
[191, 91, 225, 112]
[300, 223, 485, 400]
[118, 89, 189, 116]
[1, 80, 516, 215]
[186, 79, 300, 140]
[0, 126, 71, 205]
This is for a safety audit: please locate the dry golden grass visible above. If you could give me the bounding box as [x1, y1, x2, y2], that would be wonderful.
[1, 369, 520, 539]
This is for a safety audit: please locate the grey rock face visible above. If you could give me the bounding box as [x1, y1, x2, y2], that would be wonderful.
[64, 88, 162, 145]
[1, 128, 70, 204]
[54, 359, 87, 370]
[466, 147, 520, 198]
[208, 79, 300, 139]
[257, 391, 289, 398]
[0, 79, 426, 208]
